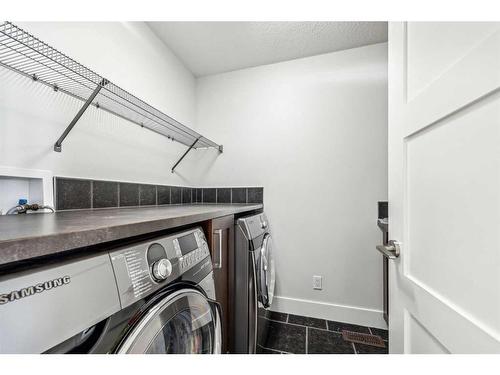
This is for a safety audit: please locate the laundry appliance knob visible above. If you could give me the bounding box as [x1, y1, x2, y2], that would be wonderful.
[152, 258, 172, 281]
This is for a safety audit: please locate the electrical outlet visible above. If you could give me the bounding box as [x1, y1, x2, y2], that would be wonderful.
[313, 275, 322, 290]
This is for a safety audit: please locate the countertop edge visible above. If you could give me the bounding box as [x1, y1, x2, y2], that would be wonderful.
[0, 204, 262, 268]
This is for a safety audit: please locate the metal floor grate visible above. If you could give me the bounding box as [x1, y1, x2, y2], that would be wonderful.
[341, 330, 386, 348]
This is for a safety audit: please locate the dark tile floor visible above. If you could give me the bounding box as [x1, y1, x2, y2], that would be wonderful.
[257, 311, 389, 354]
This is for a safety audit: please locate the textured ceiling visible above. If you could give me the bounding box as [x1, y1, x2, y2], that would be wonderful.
[147, 22, 388, 77]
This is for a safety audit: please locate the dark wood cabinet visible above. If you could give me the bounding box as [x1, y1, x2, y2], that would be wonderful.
[204, 215, 234, 353]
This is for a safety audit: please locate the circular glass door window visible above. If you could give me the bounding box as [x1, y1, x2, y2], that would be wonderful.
[117, 289, 220, 354]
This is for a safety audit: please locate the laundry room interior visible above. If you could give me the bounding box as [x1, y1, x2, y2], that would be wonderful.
[0, 1, 499, 362]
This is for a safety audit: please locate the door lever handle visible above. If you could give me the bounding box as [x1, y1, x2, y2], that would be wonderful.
[376, 240, 401, 259]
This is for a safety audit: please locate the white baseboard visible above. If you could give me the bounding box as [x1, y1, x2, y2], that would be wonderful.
[271, 295, 387, 329]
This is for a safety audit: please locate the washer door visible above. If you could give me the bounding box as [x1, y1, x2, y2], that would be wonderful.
[117, 289, 221, 354]
[257, 234, 275, 308]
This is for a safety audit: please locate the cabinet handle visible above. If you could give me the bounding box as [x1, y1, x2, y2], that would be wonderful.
[213, 229, 223, 269]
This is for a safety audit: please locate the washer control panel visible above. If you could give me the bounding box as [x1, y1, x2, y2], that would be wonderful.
[238, 212, 269, 241]
[174, 230, 210, 272]
[109, 227, 210, 308]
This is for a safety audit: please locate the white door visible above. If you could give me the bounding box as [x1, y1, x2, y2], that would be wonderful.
[387, 22, 500, 353]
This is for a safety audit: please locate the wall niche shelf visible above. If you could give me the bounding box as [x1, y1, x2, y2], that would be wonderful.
[0, 22, 222, 172]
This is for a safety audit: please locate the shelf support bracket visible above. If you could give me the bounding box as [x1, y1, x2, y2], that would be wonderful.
[171, 137, 200, 173]
[53, 78, 109, 152]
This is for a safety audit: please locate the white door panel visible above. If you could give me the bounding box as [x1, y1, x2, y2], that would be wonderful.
[388, 22, 500, 354]
[404, 311, 450, 354]
[407, 22, 499, 100]
[404, 24, 500, 135]
[406, 100, 500, 332]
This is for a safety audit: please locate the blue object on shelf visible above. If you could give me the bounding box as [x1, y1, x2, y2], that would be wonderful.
[18, 199, 28, 205]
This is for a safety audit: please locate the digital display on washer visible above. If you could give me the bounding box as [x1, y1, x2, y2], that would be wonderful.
[178, 233, 198, 255]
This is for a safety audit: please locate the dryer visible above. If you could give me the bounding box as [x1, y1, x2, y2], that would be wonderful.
[0, 227, 221, 354]
[234, 212, 275, 354]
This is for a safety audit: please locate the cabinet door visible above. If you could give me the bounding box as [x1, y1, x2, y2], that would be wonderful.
[207, 215, 234, 353]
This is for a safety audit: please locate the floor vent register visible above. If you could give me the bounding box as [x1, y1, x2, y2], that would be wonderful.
[341, 331, 386, 348]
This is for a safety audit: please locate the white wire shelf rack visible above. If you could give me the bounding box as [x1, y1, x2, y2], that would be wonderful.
[0, 22, 222, 171]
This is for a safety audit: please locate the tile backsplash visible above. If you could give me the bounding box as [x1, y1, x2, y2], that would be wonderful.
[378, 201, 388, 219]
[55, 178, 91, 211]
[54, 177, 263, 211]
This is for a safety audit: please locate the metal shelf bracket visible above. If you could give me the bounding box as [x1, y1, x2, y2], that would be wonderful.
[171, 140, 224, 173]
[171, 137, 200, 173]
[54, 78, 109, 152]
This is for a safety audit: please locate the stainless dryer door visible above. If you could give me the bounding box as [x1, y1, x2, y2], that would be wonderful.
[257, 234, 275, 308]
[117, 289, 221, 354]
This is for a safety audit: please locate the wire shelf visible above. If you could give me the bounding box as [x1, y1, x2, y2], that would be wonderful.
[0, 21, 222, 152]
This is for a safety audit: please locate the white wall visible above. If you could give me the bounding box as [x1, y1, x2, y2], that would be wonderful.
[0, 22, 202, 187]
[191, 43, 388, 328]
[0, 24, 388, 327]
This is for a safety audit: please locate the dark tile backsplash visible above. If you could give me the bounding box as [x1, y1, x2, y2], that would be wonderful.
[248, 187, 264, 204]
[139, 184, 156, 206]
[93, 180, 118, 209]
[119, 183, 139, 207]
[56, 178, 91, 210]
[231, 188, 247, 204]
[157, 185, 170, 205]
[194, 188, 202, 203]
[202, 188, 216, 203]
[170, 186, 182, 204]
[182, 187, 192, 204]
[216, 188, 231, 204]
[54, 177, 263, 211]
[378, 201, 388, 219]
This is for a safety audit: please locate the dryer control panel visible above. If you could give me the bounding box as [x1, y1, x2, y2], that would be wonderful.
[109, 227, 211, 309]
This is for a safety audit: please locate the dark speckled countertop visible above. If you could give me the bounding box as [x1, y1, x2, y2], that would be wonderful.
[0, 204, 262, 268]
